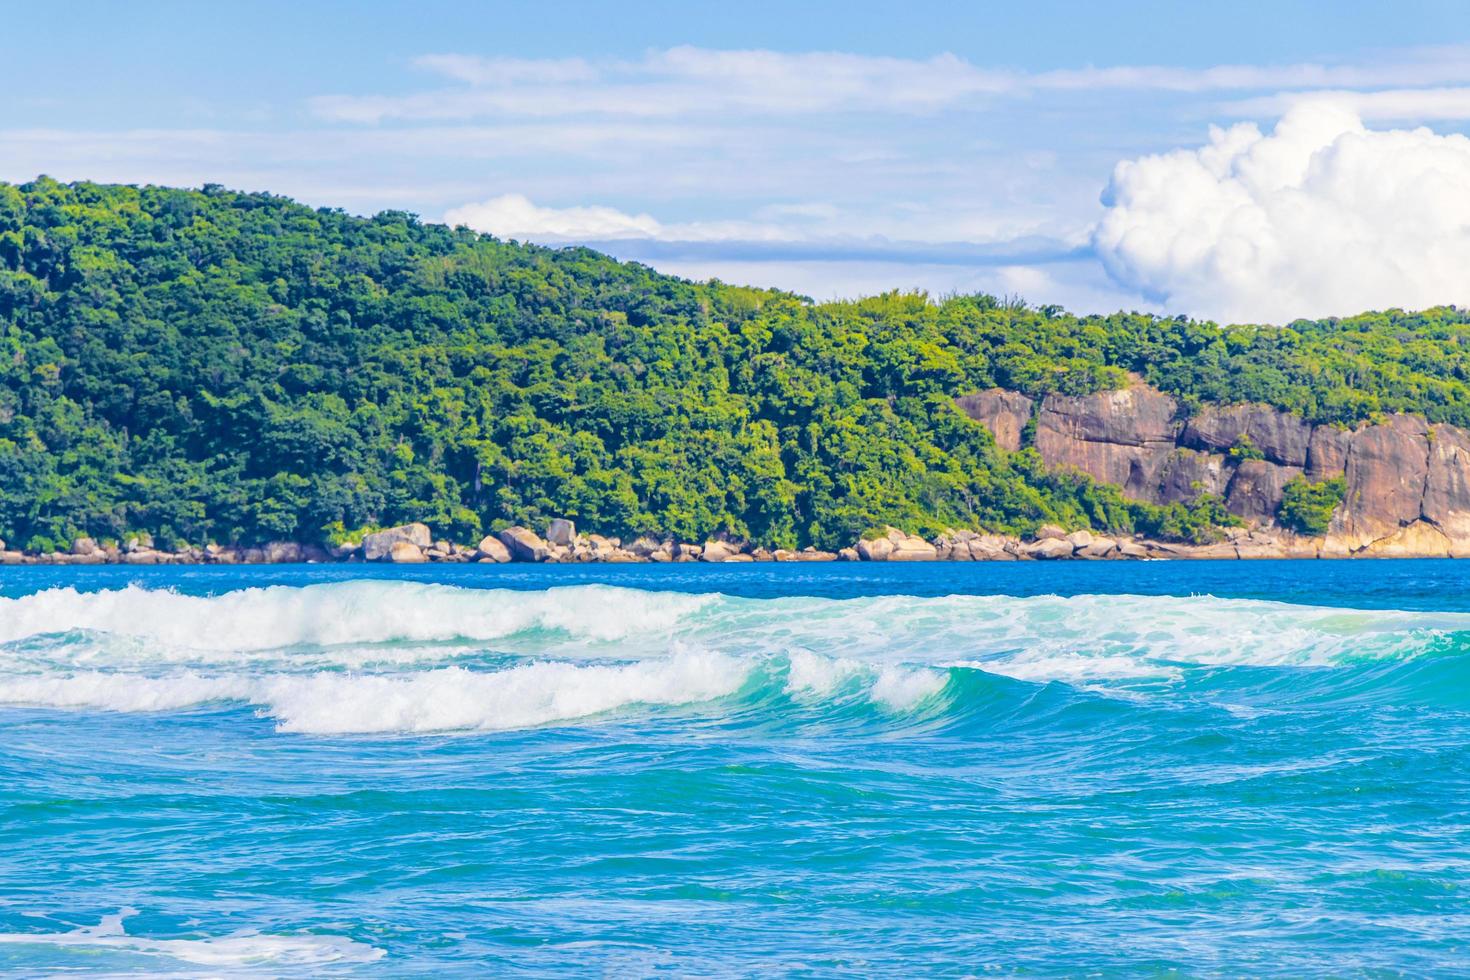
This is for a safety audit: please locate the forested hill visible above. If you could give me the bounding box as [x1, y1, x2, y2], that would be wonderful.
[5, 177, 1470, 553]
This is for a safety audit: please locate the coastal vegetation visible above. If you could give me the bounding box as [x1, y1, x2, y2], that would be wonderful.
[5, 177, 1470, 553]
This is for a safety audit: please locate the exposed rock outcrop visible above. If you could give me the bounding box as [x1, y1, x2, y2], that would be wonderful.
[955, 389, 1034, 452]
[960, 380, 1470, 558]
[1032, 385, 1181, 500]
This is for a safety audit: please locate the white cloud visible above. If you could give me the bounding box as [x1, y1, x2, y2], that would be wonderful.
[445, 193, 663, 240]
[1093, 101, 1470, 323]
[412, 54, 596, 86]
[310, 45, 1470, 123]
[1228, 86, 1470, 122]
[441, 193, 1086, 257]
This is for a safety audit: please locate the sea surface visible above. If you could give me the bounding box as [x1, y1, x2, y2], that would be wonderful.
[0, 560, 1468, 976]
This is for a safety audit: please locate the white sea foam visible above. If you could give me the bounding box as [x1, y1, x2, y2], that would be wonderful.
[0, 650, 752, 734]
[785, 649, 945, 709]
[0, 908, 384, 966]
[0, 582, 1464, 733]
[0, 581, 710, 652]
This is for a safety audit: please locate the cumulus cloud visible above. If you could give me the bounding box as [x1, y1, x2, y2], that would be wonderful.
[444, 194, 663, 240]
[1093, 102, 1470, 323]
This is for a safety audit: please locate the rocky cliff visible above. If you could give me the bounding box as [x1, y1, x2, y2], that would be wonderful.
[959, 383, 1470, 557]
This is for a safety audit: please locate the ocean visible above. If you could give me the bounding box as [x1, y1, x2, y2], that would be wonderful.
[0, 560, 1467, 975]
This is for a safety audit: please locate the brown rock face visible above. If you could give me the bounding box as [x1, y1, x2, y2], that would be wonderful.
[1225, 459, 1303, 523]
[1334, 415, 1431, 550]
[956, 389, 1034, 452]
[958, 381, 1470, 556]
[1424, 424, 1470, 543]
[1034, 386, 1180, 500]
[1361, 521, 1451, 558]
[1181, 404, 1312, 466]
[1159, 449, 1231, 501]
[1306, 426, 1352, 480]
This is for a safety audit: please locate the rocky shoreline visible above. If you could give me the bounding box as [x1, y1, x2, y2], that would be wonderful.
[0, 520, 1427, 566]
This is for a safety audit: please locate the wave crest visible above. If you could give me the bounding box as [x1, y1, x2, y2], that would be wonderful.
[2, 581, 1467, 733]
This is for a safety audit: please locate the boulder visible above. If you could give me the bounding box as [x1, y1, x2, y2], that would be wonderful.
[263, 541, 303, 563]
[1064, 529, 1094, 549]
[585, 535, 620, 558]
[701, 540, 740, 563]
[123, 533, 154, 554]
[1115, 540, 1149, 559]
[955, 389, 1035, 452]
[1077, 537, 1117, 558]
[498, 526, 549, 562]
[889, 538, 939, 561]
[675, 542, 703, 560]
[363, 523, 432, 561]
[1025, 537, 1075, 560]
[545, 518, 576, 547]
[969, 535, 1019, 561]
[837, 547, 860, 561]
[387, 540, 427, 563]
[475, 535, 511, 562]
[856, 536, 894, 561]
[71, 537, 99, 556]
[625, 536, 667, 558]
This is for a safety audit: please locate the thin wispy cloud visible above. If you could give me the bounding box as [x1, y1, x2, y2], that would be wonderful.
[1226, 86, 1470, 121]
[309, 44, 1470, 123]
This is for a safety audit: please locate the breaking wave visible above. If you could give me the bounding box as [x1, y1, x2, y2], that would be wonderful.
[1, 581, 1467, 734]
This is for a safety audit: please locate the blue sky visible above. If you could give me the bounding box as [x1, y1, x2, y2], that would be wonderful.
[5, 1, 1470, 320]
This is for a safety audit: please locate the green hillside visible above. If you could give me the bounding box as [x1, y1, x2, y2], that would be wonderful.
[4, 177, 1470, 552]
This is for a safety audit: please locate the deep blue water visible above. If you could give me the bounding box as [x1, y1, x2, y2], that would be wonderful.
[1, 560, 1468, 975]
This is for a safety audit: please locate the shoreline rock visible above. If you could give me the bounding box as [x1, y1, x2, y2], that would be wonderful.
[6, 514, 1470, 568]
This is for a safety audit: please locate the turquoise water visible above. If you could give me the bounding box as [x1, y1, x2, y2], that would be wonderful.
[1, 561, 1468, 975]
